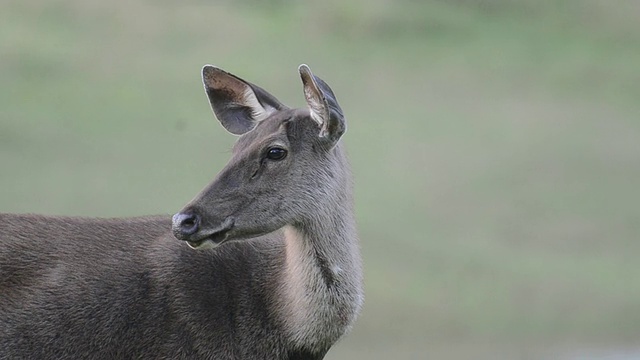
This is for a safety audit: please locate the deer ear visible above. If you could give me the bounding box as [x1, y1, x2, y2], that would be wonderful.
[298, 64, 346, 146]
[202, 65, 285, 135]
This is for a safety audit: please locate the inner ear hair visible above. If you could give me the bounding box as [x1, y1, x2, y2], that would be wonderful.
[202, 65, 284, 135]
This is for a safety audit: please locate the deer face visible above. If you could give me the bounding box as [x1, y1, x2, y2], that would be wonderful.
[172, 65, 346, 250]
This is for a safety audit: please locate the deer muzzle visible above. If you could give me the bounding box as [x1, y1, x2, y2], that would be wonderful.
[172, 213, 235, 250]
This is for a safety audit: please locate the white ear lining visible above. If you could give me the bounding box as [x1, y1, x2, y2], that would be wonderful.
[304, 86, 330, 137]
[243, 87, 276, 122]
[308, 107, 324, 127]
[300, 66, 329, 134]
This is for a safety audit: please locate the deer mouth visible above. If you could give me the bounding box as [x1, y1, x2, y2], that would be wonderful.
[186, 232, 228, 250]
[185, 217, 235, 250]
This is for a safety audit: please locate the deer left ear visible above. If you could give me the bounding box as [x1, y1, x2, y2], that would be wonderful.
[202, 65, 285, 135]
[298, 64, 346, 146]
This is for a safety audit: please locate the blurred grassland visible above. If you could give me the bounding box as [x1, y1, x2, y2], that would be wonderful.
[1, 0, 640, 358]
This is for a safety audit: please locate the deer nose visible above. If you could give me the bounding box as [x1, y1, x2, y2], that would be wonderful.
[172, 212, 200, 238]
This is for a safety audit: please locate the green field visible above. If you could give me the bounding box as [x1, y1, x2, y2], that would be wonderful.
[2, 0, 640, 358]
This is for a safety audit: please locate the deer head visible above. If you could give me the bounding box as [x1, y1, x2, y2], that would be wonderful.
[172, 64, 347, 249]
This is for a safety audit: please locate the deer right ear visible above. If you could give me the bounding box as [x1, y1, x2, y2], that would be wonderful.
[202, 65, 285, 135]
[298, 64, 346, 147]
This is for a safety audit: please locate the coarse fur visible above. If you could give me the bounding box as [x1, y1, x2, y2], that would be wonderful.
[0, 64, 363, 359]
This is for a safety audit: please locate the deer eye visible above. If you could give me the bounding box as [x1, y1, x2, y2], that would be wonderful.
[266, 147, 287, 161]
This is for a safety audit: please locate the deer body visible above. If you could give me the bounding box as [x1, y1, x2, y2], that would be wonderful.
[0, 65, 363, 359]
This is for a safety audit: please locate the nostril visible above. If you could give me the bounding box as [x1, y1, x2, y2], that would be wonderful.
[182, 217, 196, 228]
[172, 212, 200, 236]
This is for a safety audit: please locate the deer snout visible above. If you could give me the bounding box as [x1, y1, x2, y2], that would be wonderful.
[172, 212, 200, 240]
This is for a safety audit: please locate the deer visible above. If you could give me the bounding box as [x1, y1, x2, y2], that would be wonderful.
[0, 64, 363, 359]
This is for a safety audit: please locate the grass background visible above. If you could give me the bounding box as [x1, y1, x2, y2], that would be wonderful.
[1, 0, 639, 358]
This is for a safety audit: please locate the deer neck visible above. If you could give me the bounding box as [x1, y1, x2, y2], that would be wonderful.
[277, 184, 364, 352]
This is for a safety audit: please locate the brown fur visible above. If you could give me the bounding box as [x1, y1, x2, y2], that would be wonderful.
[0, 65, 363, 359]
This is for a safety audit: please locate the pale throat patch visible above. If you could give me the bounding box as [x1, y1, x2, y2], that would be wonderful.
[280, 225, 344, 350]
[282, 225, 315, 312]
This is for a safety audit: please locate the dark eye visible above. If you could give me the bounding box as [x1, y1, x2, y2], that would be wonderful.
[266, 147, 287, 161]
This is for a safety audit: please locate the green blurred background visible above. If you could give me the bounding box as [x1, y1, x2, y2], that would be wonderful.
[1, 0, 639, 358]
